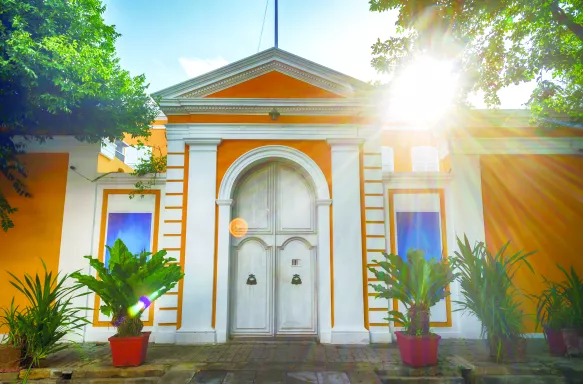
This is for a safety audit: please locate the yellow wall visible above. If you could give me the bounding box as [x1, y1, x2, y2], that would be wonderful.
[123, 129, 168, 157]
[97, 153, 134, 173]
[381, 130, 443, 172]
[481, 155, 583, 332]
[0, 153, 69, 326]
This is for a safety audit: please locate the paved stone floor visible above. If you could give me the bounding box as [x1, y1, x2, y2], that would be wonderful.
[1, 339, 581, 383]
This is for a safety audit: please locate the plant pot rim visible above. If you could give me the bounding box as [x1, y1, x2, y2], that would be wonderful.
[109, 331, 151, 341]
[395, 330, 442, 339]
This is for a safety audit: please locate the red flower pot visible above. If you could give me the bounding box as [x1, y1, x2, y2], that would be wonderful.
[108, 331, 151, 367]
[0, 345, 21, 372]
[562, 329, 581, 356]
[543, 326, 566, 356]
[395, 331, 441, 367]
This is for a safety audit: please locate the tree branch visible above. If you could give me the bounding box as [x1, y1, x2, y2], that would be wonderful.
[549, 0, 583, 42]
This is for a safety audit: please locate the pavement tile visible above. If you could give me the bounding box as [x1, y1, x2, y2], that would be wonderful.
[254, 371, 286, 384]
[222, 371, 256, 384]
[191, 371, 228, 384]
[285, 372, 318, 383]
[157, 370, 196, 384]
[345, 371, 383, 384]
[316, 371, 350, 384]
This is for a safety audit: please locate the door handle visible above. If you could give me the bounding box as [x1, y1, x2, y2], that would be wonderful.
[246, 274, 257, 285]
[291, 274, 302, 285]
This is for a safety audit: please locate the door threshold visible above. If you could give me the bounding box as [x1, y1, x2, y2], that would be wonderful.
[229, 335, 318, 344]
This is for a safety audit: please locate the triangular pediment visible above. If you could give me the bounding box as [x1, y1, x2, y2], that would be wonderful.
[203, 71, 344, 99]
[153, 48, 371, 100]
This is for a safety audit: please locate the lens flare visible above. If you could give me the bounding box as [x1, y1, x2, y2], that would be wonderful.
[229, 218, 248, 238]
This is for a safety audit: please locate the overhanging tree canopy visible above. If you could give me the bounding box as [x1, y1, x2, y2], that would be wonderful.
[369, 0, 583, 125]
[0, 0, 159, 231]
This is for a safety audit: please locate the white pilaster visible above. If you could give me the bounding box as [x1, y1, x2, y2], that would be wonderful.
[214, 199, 233, 343]
[316, 199, 332, 344]
[450, 154, 485, 339]
[177, 139, 221, 344]
[327, 139, 369, 344]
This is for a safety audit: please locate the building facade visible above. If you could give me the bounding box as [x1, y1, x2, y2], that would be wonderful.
[1, 48, 582, 344]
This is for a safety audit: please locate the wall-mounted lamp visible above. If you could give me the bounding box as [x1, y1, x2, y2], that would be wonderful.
[269, 108, 280, 121]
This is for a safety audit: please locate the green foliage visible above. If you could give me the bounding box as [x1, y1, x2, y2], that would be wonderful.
[369, 0, 583, 126]
[71, 239, 184, 337]
[368, 249, 457, 336]
[0, 261, 89, 368]
[130, 142, 167, 199]
[532, 277, 569, 331]
[555, 265, 583, 329]
[450, 235, 535, 360]
[0, 0, 159, 231]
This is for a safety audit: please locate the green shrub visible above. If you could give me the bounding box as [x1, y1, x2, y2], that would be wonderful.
[555, 265, 583, 330]
[0, 261, 89, 368]
[71, 239, 184, 337]
[533, 277, 569, 331]
[368, 249, 457, 336]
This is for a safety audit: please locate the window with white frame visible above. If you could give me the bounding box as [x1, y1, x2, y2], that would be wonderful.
[411, 146, 439, 172]
[381, 146, 395, 172]
[125, 146, 152, 169]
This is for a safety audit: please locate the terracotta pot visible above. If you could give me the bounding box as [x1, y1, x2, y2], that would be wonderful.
[108, 331, 151, 367]
[0, 345, 21, 373]
[395, 331, 441, 368]
[488, 336, 527, 363]
[562, 328, 581, 356]
[543, 326, 567, 356]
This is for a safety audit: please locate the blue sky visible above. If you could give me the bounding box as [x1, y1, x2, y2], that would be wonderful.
[102, 0, 532, 108]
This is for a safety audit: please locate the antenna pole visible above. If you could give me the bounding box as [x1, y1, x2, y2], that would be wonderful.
[275, 0, 278, 48]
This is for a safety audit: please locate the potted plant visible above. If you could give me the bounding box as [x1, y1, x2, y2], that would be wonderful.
[451, 235, 535, 363]
[0, 261, 88, 373]
[71, 239, 184, 367]
[533, 278, 568, 356]
[555, 265, 583, 356]
[368, 249, 457, 367]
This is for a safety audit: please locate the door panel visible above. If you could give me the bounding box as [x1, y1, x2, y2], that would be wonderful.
[277, 166, 315, 233]
[231, 238, 272, 335]
[276, 238, 316, 334]
[235, 165, 272, 233]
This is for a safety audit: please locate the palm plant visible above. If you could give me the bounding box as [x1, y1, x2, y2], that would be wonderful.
[450, 235, 535, 361]
[556, 265, 583, 330]
[533, 278, 568, 331]
[368, 249, 457, 336]
[71, 239, 184, 337]
[1, 261, 89, 368]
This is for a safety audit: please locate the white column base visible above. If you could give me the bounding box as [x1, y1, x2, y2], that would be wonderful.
[319, 330, 332, 344]
[330, 327, 370, 344]
[175, 329, 216, 344]
[215, 330, 228, 344]
[370, 330, 393, 343]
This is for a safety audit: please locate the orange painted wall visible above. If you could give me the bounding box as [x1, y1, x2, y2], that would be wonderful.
[481, 155, 583, 332]
[123, 129, 168, 156]
[206, 71, 343, 99]
[167, 115, 367, 125]
[0, 153, 69, 327]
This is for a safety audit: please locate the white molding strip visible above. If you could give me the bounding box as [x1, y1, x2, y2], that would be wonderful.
[450, 137, 583, 155]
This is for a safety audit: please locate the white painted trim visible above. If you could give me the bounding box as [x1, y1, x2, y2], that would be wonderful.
[215, 145, 333, 343]
[450, 137, 583, 155]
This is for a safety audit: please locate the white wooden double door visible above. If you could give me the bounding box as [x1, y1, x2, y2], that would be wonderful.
[230, 162, 317, 337]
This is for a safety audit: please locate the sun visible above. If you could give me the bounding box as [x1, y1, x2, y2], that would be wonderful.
[384, 56, 459, 125]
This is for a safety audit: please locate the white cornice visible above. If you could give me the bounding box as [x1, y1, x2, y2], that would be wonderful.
[165, 124, 374, 141]
[159, 98, 372, 116]
[152, 48, 371, 101]
[450, 137, 583, 154]
[95, 173, 167, 186]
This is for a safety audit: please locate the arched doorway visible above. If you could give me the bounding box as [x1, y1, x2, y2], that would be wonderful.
[229, 161, 317, 337]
